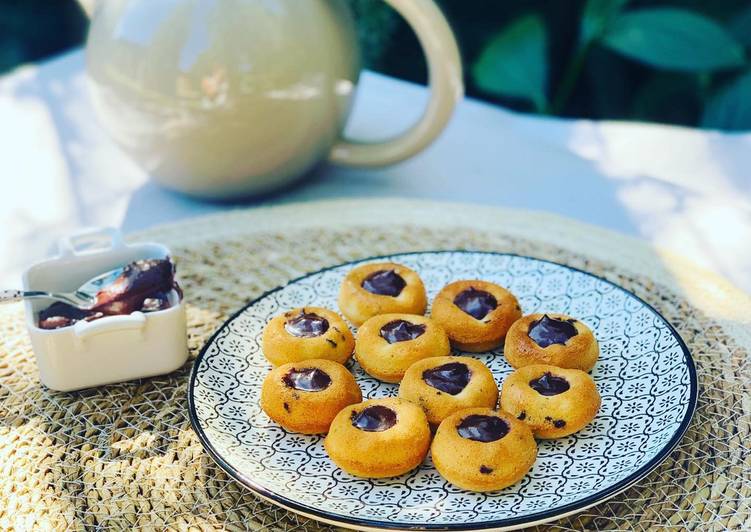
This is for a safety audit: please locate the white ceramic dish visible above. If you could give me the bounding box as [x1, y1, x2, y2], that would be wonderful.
[189, 251, 697, 531]
[23, 227, 188, 392]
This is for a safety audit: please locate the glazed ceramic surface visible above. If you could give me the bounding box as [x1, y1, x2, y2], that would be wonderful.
[84, 0, 462, 199]
[189, 251, 696, 530]
[24, 228, 188, 392]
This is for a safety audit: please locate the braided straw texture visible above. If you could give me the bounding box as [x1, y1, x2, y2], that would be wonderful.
[0, 199, 748, 531]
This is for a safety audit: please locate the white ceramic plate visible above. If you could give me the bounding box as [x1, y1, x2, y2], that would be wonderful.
[189, 251, 697, 531]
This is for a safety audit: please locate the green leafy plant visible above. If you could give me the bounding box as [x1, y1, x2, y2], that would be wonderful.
[702, 70, 751, 129]
[599, 8, 744, 70]
[468, 0, 751, 129]
[472, 15, 547, 112]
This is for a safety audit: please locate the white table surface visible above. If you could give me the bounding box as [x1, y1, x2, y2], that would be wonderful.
[1, 49, 748, 293]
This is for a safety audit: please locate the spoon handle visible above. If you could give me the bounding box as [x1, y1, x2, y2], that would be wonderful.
[0, 290, 62, 304]
[0, 289, 24, 303]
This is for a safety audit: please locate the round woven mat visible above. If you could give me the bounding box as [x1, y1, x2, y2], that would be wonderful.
[1, 199, 749, 531]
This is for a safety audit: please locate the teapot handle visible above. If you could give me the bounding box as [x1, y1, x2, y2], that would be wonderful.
[328, 0, 463, 167]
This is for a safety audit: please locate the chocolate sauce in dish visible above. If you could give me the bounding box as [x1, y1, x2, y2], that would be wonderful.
[38, 258, 180, 330]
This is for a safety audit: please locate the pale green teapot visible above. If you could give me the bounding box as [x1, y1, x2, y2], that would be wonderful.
[81, 0, 462, 199]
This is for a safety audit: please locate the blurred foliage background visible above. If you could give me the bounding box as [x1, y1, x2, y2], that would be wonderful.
[3, 0, 751, 130]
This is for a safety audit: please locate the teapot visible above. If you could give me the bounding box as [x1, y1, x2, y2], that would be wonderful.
[81, 0, 462, 199]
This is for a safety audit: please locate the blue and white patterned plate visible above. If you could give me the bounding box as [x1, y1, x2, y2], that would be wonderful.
[188, 251, 697, 531]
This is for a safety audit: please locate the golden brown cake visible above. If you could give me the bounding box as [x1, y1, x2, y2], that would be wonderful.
[399, 356, 498, 425]
[261, 306, 355, 366]
[324, 397, 431, 478]
[355, 314, 450, 383]
[500, 364, 601, 438]
[431, 407, 537, 492]
[260, 359, 362, 434]
[504, 313, 599, 371]
[338, 262, 427, 326]
[431, 280, 522, 352]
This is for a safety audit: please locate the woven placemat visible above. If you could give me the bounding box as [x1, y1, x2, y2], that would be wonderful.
[1, 199, 749, 531]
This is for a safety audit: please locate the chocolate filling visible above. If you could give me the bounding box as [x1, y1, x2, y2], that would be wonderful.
[350, 405, 397, 432]
[141, 291, 172, 312]
[283, 367, 332, 392]
[361, 270, 406, 297]
[528, 314, 578, 348]
[457, 415, 509, 442]
[422, 362, 471, 395]
[38, 258, 179, 329]
[284, 311, 329, 338]
[453, 288, 497, 320]
[93, 258, 176, 315]
[529, 372, 570, 396]
[38, 302, 103, 330]
[379, 319, 426, 344]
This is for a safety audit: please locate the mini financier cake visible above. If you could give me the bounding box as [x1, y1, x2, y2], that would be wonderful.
[431, 280, 522, 352]
[500, 364, 601, 439]
[399, 356, 498, 425]
[261, 307, 355, 366]
[260, 359, 362, 434]
[338, 262, 427, 326]
[324, 397, 431, 478]
[431, 408, 537, 492]
[504, 313, 599, 371]
[355, 314, 450, 383]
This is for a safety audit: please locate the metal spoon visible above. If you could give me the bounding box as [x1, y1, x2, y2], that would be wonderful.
[1, 266, 125, 310]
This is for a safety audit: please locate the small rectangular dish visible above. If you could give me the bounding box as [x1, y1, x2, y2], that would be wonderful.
[23, 227, 188, 392]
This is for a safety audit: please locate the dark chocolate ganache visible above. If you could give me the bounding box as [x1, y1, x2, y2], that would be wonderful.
[93, 258, 177, 315]
[456, 415, 509, 442]
[453, 287, 497, 320]
[282, 367, 332, 392]
[284, 311, 329, 338]
[379, 319, 426, 344]
[528, 314, 578, 347]
[350, 405, 397, 432]
[422, 362, 471, 395]
[529, 372, 570, 396]
[38, 258, 180, 330]
[141, 291, 172, 312]
[37, 302, 104, 330]
[361, 269, 406, 297]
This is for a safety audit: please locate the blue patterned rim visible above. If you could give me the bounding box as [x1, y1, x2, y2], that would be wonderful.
[188, 251, 698, 531]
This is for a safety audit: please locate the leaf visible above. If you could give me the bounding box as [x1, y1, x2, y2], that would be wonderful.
[729, 3, 751, 47]
[471, 15, 548, 111]
[631, 72, 701, 126]
[582, 46, 636, 119]
[600, 8, 745, 71]
[581, 0, 630, 45]
[702, 70, 751, 131]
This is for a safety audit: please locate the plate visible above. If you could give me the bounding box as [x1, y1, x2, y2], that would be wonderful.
[188, 251, 697, 531]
